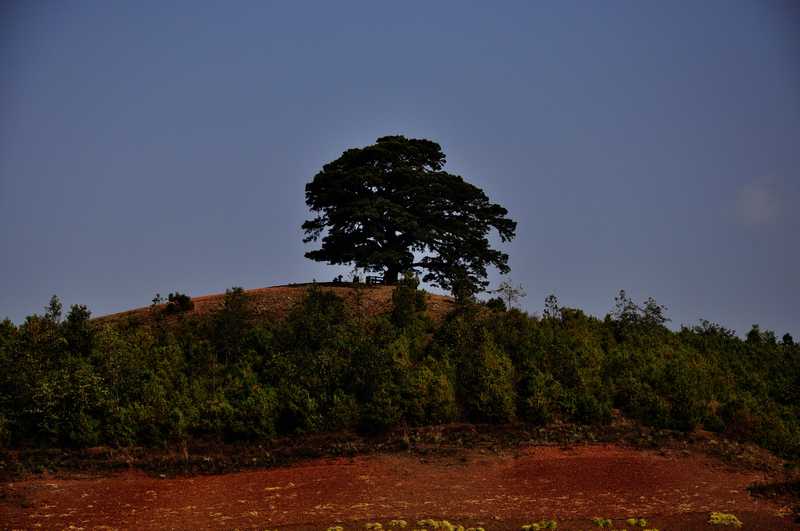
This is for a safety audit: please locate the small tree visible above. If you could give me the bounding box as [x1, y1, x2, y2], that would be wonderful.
[746, 324, 762, 344]
[459, 333, 516, 423]
[493, 280, 526, 310]
[543, 294, 560, 319]
[484, 297, 506, 312]
[64, 304, 92, 357]
[44, 295, 62, 324]
[613, 289, 669, 328]
[165, 292, 194, 314]
[390, 272, 427, 328]
[211, 287, 252, 364]
[611, 290, 670, 341]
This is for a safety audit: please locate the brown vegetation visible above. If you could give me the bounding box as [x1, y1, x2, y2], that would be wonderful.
[93, 284, 457, 326]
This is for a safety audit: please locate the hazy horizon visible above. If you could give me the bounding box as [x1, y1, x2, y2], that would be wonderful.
[1, 1, 798, 337]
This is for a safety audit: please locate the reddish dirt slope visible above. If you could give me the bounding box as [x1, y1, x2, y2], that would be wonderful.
[1, 445, 794, 530]
[94, 284, 457, 326]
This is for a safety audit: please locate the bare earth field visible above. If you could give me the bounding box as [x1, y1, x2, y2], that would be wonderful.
[1, 444, 795, 530]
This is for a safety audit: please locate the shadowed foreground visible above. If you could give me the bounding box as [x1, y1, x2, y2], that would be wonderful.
[1, 445, 794, 530]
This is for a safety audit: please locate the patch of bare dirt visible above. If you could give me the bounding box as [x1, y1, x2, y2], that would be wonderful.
[93, 284, 456, 326]
[1, 445, 795, 530]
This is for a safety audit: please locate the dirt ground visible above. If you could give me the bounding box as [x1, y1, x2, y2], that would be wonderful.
[93, 284, 457, 326]
[1, 444, 795, 530]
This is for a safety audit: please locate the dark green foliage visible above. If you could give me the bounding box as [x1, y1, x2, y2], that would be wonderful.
[64, 304, 93, 357]
[390, 273, 429, 329]
[44, 295, 62, 323]
[165, 292, 194, 314]
[405, 357, 458, 425]
[460, 334, 516, 423]
[612, 289, 670, 342]
[484, 297, 507, 312]
[210, 287, 251, 364]
[359, 380, 403, 433]
[29, 356, 109, 447]
[543, 294, 560, 320]
[302, 135, 516, 296]
[1, 289, 798, 460]
[518, 370, 562, 425]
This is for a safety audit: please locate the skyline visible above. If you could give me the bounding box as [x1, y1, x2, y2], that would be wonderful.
[1, 1, 798, 336]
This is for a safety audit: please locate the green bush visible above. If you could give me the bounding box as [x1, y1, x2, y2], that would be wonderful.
[323, 390, 360, 431]
[360, 381, 404, 432]
[27, 357, 109, 447]
[484, 297, 506, 312]
[405, 359, 458, 425]
[275, 382, 322, 434]
[165, 292, 194, 314]
[612, 372, 670, 427]
[230, 384, 279, 439]
[518, 370, 562, 425]
[391, 273, 428, 329]
[573, 392, 612, 425]
[459, 334, 516, 423]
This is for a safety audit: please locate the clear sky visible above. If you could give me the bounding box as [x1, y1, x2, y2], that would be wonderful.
[1, 1, 798, 337]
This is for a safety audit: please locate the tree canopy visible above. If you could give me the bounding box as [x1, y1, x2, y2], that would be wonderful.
[302, 135, 517, 297]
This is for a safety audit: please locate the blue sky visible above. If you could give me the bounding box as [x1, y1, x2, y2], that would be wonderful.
[1, 1, 798, 336]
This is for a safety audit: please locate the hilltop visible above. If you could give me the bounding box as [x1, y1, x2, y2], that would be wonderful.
[3, 279, 799, 528]
[94, 283, 458, 325]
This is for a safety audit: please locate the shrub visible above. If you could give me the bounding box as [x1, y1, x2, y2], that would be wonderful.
[360, 381, 403, 432]
[614, 375, 670, 428]
[323, 390, 360, 431]
[391, 273, 428, 329]
[275, 382, 321, 434]
[521, 518, 558, 530]
[210, 287, 253, 364]
[193, 390, 235, 436]
[573, 391, 612, 425]
[484, 297, 506, 312]
[405, 359, 458, 425]
[165, 292, 194, 314]
[518, 370, 562, 425]
[27, 357, 109, 447]
[459, 334, 516, 423]
[230, 384, 279, 439]
[708, 512, 743, 527]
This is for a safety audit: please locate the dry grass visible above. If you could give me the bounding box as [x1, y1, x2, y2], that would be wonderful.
[93, 283, 457, 326]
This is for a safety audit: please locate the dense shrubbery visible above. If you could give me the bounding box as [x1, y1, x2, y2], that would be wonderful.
[0, 285, 798, 459]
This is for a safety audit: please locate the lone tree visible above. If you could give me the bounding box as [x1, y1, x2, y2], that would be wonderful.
[302, 135, 516, 297]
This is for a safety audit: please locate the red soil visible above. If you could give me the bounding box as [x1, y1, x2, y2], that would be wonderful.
[1, 445, 794, 530]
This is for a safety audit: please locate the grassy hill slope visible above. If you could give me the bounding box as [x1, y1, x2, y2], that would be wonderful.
[94, 283, 456, 325]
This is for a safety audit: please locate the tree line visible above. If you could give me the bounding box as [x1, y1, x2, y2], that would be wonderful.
[0, 281, 797, 459]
